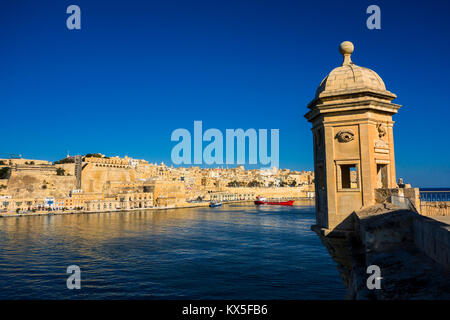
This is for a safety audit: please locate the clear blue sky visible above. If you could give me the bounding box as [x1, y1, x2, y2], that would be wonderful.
[1, 0, 449, 187]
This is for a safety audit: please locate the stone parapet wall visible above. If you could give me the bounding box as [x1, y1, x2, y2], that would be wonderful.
[317, 204, 450, 299]
[375, 187, 420, 212]
[419, 202, 450, 216]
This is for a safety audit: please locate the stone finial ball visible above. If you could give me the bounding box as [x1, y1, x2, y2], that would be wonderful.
[339, 41, 354, 55]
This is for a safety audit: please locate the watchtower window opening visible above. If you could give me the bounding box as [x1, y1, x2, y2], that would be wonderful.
[340, 164, 358, 189]
[377, 164, 388, 188]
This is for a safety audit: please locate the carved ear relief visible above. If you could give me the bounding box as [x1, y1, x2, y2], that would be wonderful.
[377, 123, 386, 138]
[335, 129, 354, 143]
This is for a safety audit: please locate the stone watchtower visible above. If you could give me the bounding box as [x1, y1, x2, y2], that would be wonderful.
[305, 41, 401, 233]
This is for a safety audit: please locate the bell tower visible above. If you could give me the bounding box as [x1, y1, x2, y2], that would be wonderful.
[305, 41, 401, 232]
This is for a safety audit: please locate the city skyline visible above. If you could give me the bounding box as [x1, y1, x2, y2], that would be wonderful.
[1, 0, 450, 187]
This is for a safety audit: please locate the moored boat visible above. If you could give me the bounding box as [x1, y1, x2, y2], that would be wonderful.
[209, 201, 222, 208]
[254, 196, 294, 206]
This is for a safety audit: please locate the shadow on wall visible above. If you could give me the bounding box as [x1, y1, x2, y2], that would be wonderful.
[313, 204, 450, 300]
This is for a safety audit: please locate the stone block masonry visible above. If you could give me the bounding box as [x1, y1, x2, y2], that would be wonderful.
[316, 204, 450, 299]
[414, 216, 450, 270]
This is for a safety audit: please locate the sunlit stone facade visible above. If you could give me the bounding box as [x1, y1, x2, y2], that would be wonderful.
[305, 41, 401, 231]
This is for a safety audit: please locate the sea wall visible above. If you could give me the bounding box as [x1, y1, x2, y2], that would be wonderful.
[413, 215, 450, 269]
[316, 204, 450, 299]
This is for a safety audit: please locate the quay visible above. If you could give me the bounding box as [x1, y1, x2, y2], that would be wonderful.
[0, 198, 314, 218]
[0, 200, 228, 218]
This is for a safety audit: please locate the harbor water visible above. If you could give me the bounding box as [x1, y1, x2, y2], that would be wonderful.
[0, 203, 346, 299]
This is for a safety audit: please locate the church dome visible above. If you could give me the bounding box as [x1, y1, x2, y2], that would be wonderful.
[315, 41, 387, 98]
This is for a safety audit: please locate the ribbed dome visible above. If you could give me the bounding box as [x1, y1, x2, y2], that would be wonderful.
[315, 41, 387, 98]
[305, 41, 400, 123]
[315, 64, 386, 97]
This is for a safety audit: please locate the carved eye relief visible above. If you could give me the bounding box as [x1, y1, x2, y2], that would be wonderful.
[336, 130, 355, 143]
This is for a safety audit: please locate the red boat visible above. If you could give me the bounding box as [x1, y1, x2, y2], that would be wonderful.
[254, 196, 295, 206]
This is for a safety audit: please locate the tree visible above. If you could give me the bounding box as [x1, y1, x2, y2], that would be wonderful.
[56, 168, 65, 176]
[54, 158, 74, 164]
[227, 180, 240, 187]
[0, 167, 10, 179]
[247, 180, 262, 188]
[85, 153, 103, 158]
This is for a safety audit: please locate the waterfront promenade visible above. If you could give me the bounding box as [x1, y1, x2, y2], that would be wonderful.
[0, 198, 315, 218]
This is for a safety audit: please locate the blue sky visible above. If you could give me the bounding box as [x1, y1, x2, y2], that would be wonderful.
[1, 0, 449, 187]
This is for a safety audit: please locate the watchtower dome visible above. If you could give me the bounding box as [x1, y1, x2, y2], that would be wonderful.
[305, 41, 401, 232]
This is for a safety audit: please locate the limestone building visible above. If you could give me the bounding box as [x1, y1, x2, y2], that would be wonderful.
[305, 41, 401, 232]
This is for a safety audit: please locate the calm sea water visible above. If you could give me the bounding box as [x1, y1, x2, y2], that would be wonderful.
[0, 204, 346, 299]
[420, 188, 450, 201]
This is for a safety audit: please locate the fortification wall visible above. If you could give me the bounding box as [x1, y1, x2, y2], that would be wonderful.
[6, 169, 76, 198]
[55, 163, 76, 176]
[81, 163, 136, 193]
